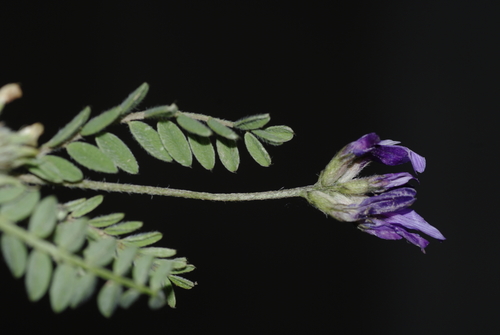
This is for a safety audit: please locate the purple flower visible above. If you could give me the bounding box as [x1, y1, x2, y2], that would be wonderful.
[308, 133, 444, 252]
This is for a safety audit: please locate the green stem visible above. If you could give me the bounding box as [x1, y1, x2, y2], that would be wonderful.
[19, 174, 312, 201]
[0, 216, 156, 296]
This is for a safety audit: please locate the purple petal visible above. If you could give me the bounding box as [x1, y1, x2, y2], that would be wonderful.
[392, 227, 430, 251]
[408, 150, 426, 173]
[358, 223, 403, 241]
[345, 133, 380, 156]
[381, 208, 446, 241]
[357, 188, 416, 217]
[371, 172, 415, 190]
[369, 145, 410, 166]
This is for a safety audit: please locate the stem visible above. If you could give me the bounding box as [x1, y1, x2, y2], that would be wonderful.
[0, 216, 156, 296]
[19, 174, 312, 201]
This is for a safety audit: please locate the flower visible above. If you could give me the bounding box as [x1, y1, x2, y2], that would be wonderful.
[307, 133, 444, 252]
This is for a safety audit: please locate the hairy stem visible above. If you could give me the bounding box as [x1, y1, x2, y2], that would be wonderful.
[19, 174, 312, 201]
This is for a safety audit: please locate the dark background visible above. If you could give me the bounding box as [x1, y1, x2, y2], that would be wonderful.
[1, 1, 498, 334]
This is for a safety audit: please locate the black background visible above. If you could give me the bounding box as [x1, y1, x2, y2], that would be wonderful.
[1, 1, 499, 334]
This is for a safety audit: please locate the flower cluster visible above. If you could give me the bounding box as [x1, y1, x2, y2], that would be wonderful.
[306, 133, 444, 252]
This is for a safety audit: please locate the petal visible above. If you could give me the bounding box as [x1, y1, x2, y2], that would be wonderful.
[357, 188, 416, 217]
[369, 145, 410, 166]
[381, 208, 446, 241]
[408, 150, 426, 173]
[358, 223, 403, 241]
[393, 227, 430, 251]
[345, 133, 380, 156]
[371, 172, 415, 190]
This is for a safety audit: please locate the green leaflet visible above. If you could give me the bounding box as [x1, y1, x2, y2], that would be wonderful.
[63, 198, 87, 211]
[71, 195, 104, 217]
[121, 231, 162, 247]
[120, 82, 149, 116]
[120, 289, 141, 309]
[140, 247, 176, 258]
[143, 104, 178, 119]
[148, 290, 166, 310]
[1, 234, 28, 278]
[150, 260, 173, 291]
[67, 142, 118, 173]
[50, 263, 77, 313]
[0, 189, 40, 222]
[54, 218, 88, 253]
[104, 221, 143, 235]
[0, 184, 26, 204]
[234, 113, 270, 130]
[97, 281, 122, 317]
[164, 277, 176, 308]
[169, 274, 196, 289]
[171, 263, 196, 275]
[42, 155, 84, 182]
[252, 125, 294, 145]
[113, 246, 137, 276]
[207, 117, 238, 140]
[42, 106, 91, 148]
[88, 213, 125, 228]
[133, 254, 154, 286]
[216, 137, 240, 172]
[157, 120, 192, 167]
[84, 238, 117, 267]
[96, 132, 139, 174]
[80, 106, 121, 136]
[25, 250, 52, 301]
[244, 132, 271, 167]
[28, 195, 58, 238]
[176, 114, 212, 137]
[28, 159, 63, 183]
[128, 121, 173, 162]
[188, 134, 215, 170]
[70, 272, 96, 308]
